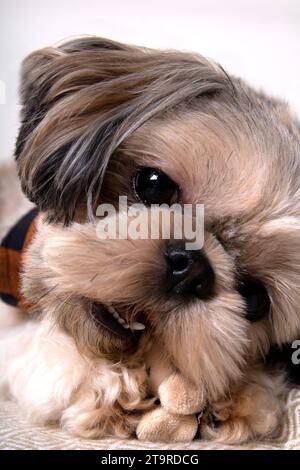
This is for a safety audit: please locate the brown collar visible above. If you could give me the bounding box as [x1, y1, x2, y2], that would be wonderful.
[0, 208, 39, 309]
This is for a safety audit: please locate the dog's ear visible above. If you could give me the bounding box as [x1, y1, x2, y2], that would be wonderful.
[15, 36, 231, 224]
[19, 37, 132, 103]
[16, 37, 133, 160]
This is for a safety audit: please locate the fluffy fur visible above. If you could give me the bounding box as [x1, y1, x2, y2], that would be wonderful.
[1, 36, 300, 443]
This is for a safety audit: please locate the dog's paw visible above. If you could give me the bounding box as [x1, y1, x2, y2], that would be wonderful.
[200, 403, 250, 444]
[200, 386, 283, 444]
[158, 372, 205, 415]
[136, 406, 198, 442]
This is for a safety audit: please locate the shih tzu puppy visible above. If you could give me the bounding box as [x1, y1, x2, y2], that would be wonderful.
[0, 36, 300, 444]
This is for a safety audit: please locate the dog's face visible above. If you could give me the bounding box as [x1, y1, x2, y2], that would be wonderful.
[16, 37, 300, 401]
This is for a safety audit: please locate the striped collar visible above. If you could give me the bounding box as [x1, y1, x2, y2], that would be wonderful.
[0, 208, 39, 308]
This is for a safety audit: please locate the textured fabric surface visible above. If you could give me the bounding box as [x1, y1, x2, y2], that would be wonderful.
[0, 388, 300, 450]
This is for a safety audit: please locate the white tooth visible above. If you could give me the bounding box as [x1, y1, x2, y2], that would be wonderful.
[130, 322, 145, 331]
[108, 306, 122, 321]
[107, 305, 137, 330]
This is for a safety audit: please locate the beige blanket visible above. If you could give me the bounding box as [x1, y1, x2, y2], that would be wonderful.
[1, 388, 299, 450]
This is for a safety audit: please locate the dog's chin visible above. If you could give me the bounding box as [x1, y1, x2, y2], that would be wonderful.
[90, 301, 147, 341]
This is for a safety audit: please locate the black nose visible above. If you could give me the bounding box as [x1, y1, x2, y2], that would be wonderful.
[164, 241, 215, 299]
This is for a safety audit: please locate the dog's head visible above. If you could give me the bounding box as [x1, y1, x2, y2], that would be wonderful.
[16, 37, 300, 400]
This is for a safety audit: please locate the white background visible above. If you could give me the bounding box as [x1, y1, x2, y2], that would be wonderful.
[0, 0, 299, 163]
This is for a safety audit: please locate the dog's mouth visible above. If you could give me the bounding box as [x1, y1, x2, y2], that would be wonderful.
[91, 302, 146, 338]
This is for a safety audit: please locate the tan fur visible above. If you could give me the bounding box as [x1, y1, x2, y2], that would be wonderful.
[1, 36, 300, 443]
[22, 214, 249, 400]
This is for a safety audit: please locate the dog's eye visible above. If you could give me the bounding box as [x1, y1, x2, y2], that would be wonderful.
[133, 168, 179, 205]
[237, 280, 270, 322]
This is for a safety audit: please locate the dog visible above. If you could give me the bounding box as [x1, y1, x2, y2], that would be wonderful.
[0, 35, 300, 444]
